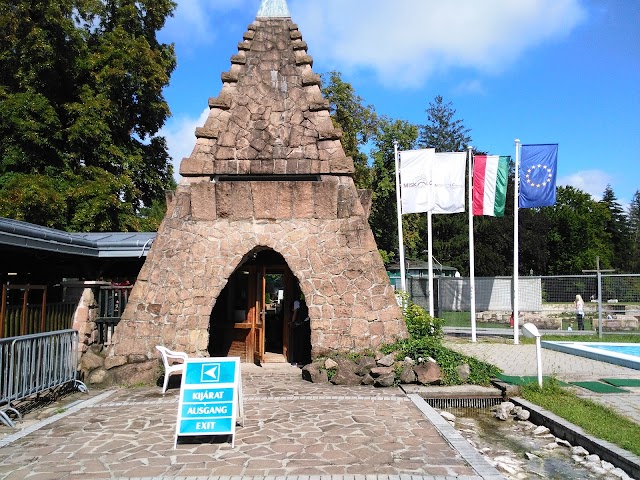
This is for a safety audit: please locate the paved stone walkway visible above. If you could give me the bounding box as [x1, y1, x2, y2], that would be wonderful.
[0, 364, 504, 480]
[3, 340, 639, 479]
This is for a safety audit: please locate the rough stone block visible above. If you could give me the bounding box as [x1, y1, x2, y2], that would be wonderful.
[191, 182, 217, 221]
[179, 157, 207, 175]
[252, 182, 292, 219]
[215, 182, 253, 219]
[330, 156, 355, 174]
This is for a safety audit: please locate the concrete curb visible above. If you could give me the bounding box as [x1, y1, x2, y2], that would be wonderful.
[407, 394, 507, 480]
[511, 396, 640, 479]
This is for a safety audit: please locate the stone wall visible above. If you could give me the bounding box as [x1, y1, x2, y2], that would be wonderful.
[104, 15, 406, 379]
[110, 202, 404, 357]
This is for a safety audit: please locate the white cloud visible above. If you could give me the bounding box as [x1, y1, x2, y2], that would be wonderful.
[453, 79, 487, 96]
[162, 0, 255, 44]
[290, 0, 587, 88]
[557, 170, 611, 200]
[160, 108, 209, 182]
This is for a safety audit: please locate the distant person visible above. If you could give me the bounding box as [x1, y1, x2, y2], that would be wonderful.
[290, 296, 311, 367]
[574, 294, 585, 330]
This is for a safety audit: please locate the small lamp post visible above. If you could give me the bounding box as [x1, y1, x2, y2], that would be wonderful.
[522, 323, 543, 387]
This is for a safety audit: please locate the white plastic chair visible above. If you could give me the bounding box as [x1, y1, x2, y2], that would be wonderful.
[156, 345, 188, 393]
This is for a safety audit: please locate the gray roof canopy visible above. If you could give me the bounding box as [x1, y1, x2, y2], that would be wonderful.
[0, 217, 155, 258]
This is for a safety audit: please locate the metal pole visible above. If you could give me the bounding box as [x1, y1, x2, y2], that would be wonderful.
[394, 140, 406, 293]
[597, 257, 603, 339]
[583, 256, 613, 339]
[513, 139, 521, 345]
[427, 212, 434, 317]
[535, 337, 543, 387]
[467, 146, 477, 342]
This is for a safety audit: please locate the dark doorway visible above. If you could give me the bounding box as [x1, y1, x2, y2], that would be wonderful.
[207, 248, 301, 363]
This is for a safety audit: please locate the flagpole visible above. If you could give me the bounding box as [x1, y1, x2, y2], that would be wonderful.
[467, 146, 476, 342]
[394, 140, 407, 293]
[513, 139, 521, 344]
[427, 211, 434, 317]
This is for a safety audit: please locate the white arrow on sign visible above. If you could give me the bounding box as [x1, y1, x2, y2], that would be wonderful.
[203, 364, 220, 381]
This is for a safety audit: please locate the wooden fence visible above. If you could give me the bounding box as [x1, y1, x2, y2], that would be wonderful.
[1, 285, 75, 338]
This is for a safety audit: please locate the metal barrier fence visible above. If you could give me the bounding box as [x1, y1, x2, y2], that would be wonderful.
[0, 329, 88, 427]
[397, 274, 640, 333]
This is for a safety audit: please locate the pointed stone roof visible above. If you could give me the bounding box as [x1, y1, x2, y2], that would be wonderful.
[179, 4, 353, 178]
[257, 0, 290, 18]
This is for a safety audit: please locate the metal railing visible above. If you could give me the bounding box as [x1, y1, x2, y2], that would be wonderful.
[0, 329, 88, 427]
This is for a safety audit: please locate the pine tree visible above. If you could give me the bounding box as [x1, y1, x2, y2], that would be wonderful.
[601, 185, 632, 272]
[628, 190, 640, 272]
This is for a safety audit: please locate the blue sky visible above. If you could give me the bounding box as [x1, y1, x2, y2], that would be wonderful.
[158, 0, 639, 210]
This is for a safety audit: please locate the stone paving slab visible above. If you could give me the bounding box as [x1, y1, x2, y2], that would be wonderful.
[0, 365, 504, 480]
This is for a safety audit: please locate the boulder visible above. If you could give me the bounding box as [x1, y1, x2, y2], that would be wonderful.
[456, 363, 471, 382]
[376, 352, 396, 367]
[302, 363, 328, 383]
[495, 402, 515, 421]
[414, 360, 442, 385]
[80, 350, 104, 372]
[110, 360, 157, 386]
[533, 425, 550, 436]
[399, 364, 417, 384]
[354, 356, 377, 376]
[361, 373, 375, 385]
[373, 372, 396, 387]
[331, 358, 362, 386]
[127, 353, 148, 364]
[571, 446, 589, 457]
[104, 355, 127, 370]
[86, 367, 111, 385]
[324, 358, 338, 370]
[370, 366, 394, 378]
[440, 411, 456, 422]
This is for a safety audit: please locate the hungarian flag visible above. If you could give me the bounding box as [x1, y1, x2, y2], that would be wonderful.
[473, 155, 509, 216]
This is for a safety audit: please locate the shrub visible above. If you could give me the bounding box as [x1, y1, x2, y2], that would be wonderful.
[398, 292, 444, 340]
[381, 337, 500, 386]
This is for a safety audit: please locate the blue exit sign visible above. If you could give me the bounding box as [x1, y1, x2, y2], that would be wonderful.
[174, 357, 242, 448]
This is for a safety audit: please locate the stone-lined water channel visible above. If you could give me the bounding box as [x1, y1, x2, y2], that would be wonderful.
[443, 405, 634, 479]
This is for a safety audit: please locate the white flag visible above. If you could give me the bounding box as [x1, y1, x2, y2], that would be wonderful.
[400, 149, 466, 214]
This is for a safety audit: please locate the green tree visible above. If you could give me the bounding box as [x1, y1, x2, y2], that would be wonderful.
[417, 96, 472, 272]
[369, 118, 419, 261]
[0, 0, 176, 232]
[544, 186, 612, 274]
[420, 95, 472, 152]
[601, 185, 632, 272]
[629, 190, 640, 272]
[321, 71, 378, 189]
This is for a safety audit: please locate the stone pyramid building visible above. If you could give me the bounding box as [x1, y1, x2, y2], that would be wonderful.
[107, 0, 406, 376]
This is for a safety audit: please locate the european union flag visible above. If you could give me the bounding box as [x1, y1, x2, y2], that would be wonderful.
[519, 144, 558, 208]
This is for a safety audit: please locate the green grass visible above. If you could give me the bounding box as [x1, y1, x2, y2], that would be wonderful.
[521, 379, 640, 456]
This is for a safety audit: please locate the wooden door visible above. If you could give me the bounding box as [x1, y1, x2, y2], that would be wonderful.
[253, 265, 266, 364]
[282, 270, 293, 360]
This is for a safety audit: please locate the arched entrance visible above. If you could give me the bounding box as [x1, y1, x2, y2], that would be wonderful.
[207, 248, 303, 364]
